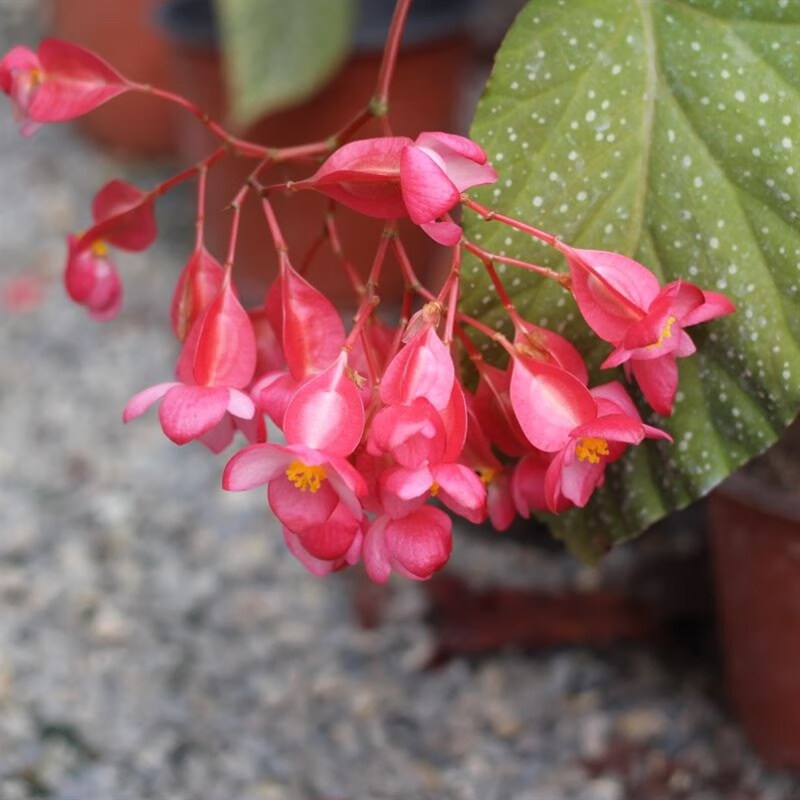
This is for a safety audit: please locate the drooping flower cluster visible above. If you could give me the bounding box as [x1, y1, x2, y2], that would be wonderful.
[1, 36, 736, 582]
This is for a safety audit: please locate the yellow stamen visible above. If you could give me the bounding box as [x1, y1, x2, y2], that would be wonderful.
[647, 315, 677, 350]
[286, 460, 326, 493]
[90, 240, 108, 257]
[430, 481, 440, 497]
[575, 437, 609, 464]
[476, 467, 497, 486]
[29, 66, 43, 86]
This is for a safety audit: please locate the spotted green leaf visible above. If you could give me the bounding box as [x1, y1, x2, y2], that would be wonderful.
[462, 0, 800, 560]
[215, 0, 356, 126]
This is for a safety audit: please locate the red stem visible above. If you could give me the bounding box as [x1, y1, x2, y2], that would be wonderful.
[326, 210, 365, 297]
[374, 0, 413, 110]
[133, 85, 269, 158]
[224, 184, 250, 271]
[461, 196, 558, 248]
[343, 295, 380, 351]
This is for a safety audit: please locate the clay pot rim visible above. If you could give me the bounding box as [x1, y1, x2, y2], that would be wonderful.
[715, 470, 800, 523]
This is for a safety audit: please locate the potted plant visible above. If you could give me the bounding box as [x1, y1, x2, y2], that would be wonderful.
[2, 0, 798, 771]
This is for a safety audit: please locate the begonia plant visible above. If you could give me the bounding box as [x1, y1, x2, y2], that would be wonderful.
[3, 0, 797, 577]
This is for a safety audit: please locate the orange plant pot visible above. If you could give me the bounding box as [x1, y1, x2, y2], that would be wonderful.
[709, 446, 800, 770]
[52, 0, 176, 156]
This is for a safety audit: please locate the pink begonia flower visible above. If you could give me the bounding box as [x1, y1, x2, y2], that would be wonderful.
[224, 442, 365, 560]
[294, 132, 497, 245]
[252, 263, 345, 428]
[223, 441, 366, 574]
[564, 247, 734, 415]
[63, 235, 122, 321]
[171, 245, 225, 342]
[62, 180, 157, 320]
[223, 351, 366, 571]
[124, 278, 258, 449]
[510, 358, 670, 511]
[0, 39, 129, 136]
[363, 505, 452, 583]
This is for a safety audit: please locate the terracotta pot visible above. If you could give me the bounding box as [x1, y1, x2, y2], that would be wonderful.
[709, 425, 800, 769]
[168, 37, 470, 306]
[51, 0, 176, 156]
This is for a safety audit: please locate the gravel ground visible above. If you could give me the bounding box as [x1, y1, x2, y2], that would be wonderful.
[1, 6, 798, 800]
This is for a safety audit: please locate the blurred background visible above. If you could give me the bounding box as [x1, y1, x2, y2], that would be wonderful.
[1, 1, 798, 798]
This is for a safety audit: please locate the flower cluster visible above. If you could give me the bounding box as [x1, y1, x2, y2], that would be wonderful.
[1, 37, 735, 582]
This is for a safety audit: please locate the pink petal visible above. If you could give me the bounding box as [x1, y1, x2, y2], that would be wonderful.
[440, 381, 468, 463]
[514, 320, 589, 384]
[298, 137, 410, 219]
[571, 413, 644, 445]
[681, 289, 736, 327]
[222, 443, 292, 492]
[557, 453, 606, 508]
[414, 132, 497, 193]
[566, 248, 658, 342]
[623, 291, 685, 353]
[191, 279, 256, 389]
[226, 388, 255, 420]
[384, 506, 452, 581]
[280, 263, 345, 381]
[283, 352, 364, 457]
[363, 515, 392, 584]
[90, 179, 156, 252]
[378, 465, 432, 519]
[283, 528, 348, 577]
[369, 399, 446, 469]
[509, 359, 597, 452]
[380, 325, 454, 410]
[431, 462, 487, 524]
[590, 381, 639, 419]
[171, 246, 225, 341]
[28, 38, 128, 122]
[198, 414, 235, 454]
[487, 473, 516, 532]
[511, 450, 551, 517]
[158, 384, 230, 444]
[400, 146, 460, 224]
[420, 220, 463, 246]
[252, 370, 300, 429]
[249, 304, 285, 375]
[122, 381, 176, 423]
[268, 473, 339, 532]
[659, 280, 706, 321]
[631, 355, 679, 416]
[294, 501, 361, 561]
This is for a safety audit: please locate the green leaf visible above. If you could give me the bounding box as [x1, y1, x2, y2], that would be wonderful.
[214, 0, 356, 126]
[462, 0, 800, 560]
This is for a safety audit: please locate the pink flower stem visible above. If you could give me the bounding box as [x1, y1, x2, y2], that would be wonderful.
[461, 195, 558, 248]
[385, 286, 414, 365]
[194, 164, 209, 250]
[359, 327, 381, 392]
[343, 294, 380, 352]
[224, 184, 250, 272]
[132, 84, 269, 158]
[298, 225, 328, 276]
[325, 209, 366, 297]
[462, 239, 569, 288]
[455, 311, 516, 359]
[373, 0, 413, 115]
[443, 275, 459, 347]
[392, 237, 431, 300]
